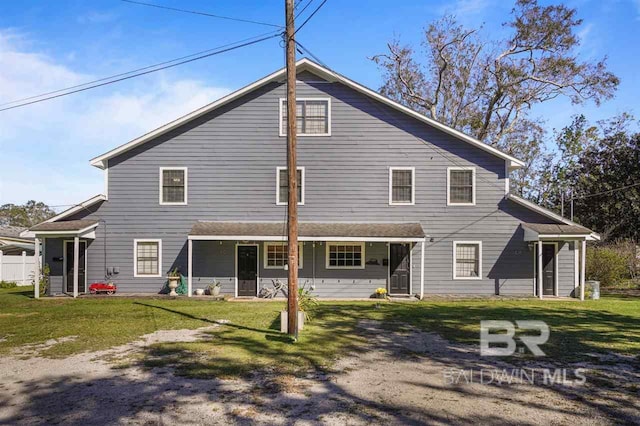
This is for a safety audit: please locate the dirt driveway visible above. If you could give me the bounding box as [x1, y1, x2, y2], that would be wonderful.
[0, 321, 638, 425]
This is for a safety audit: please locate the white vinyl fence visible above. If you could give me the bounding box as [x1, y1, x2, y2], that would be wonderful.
[0, 251, 36, 286]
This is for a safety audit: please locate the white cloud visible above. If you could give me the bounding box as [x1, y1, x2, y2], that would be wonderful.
[0, 30, 230, 208]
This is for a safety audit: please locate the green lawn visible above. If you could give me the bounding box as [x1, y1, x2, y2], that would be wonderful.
[1, 287, 638, 377]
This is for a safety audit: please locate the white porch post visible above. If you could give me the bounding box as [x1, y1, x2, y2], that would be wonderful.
[34, 239, 40, 298]
[580, 239, 586, 301]
[0, 249, 3, 282]
[73, 236, 79, 298]
[21, 251, 27, 286]
[187, 239, 193, 297]
[537, 241, 543, 300]
[420, 239, 425, 299]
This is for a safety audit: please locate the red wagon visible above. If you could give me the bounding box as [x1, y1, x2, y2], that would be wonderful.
[89, 282, 117, 295]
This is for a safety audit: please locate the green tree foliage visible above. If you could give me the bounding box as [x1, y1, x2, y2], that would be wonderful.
[0, 200, 56, 227]
[371, 0, 618, 194]
[586, 247, 630, 286]
[569, 130, 640, 240]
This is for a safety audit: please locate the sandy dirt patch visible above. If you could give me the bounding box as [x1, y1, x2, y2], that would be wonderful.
[0, 321, 637, 425]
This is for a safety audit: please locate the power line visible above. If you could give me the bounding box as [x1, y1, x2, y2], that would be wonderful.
[572, 182, 640, 200]
[0, 30, 281, 108]
[0, 33, 281, 113]
[120, 0, 282, 28]
[294, 0, 327, 35]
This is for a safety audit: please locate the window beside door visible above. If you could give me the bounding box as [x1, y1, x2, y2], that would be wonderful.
[453, 241, 482, 279]
[264, 242, 303, 269]
[326, 242, 365, 269]
[134, 239, 162, 277]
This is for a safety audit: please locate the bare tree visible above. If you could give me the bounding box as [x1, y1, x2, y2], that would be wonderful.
[371, 0, 619, 191]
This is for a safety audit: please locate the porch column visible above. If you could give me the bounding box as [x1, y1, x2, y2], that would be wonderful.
[0, 249, 3, 282]
[537, 241, 543, 300]
[73, 236, 79, 298]
[187, 239, 193, 297]
[580, 239, 586, 301]
[420, 239, 425, 299]
[34, 238, 41, 299]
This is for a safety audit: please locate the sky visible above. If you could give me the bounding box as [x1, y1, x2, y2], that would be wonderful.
[0, 0, 639, 209]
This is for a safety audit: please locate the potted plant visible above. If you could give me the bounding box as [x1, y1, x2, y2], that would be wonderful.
[280, 285, 317, 333]
[167, 267, 181, 296]
[207, 280, 221, 296]
[374, 287, 387, 299]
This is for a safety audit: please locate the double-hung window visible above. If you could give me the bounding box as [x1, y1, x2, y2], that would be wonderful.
[326, 242, 365, 269]
[389, 167, 415, 205]
[280, 98, 330, 136]
[276, 167, 305, 205]
[264, 242, 303, 269]
[453, 241, 482, 279]
[134, 239, 162, 277]
[160, 167, 187, 205]
[447, 167, 475, 205]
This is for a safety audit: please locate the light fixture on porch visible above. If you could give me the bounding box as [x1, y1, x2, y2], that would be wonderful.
[527, 242, 534, 252]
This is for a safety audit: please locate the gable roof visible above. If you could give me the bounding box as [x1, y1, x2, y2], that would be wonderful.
[89, 58, 525, 169]
[507, 194, 600, 240]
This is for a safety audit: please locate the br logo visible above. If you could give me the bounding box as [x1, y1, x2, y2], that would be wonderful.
[480, 320, 549, 356]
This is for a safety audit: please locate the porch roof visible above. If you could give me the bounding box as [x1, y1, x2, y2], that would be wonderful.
[29, 219, 99, 238]
[189, 221, 426, 242]
[522, 222, 598, 241]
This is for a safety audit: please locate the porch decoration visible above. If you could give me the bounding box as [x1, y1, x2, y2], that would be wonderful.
[195, 288, 204, 296]
[375, 287, 387, 299]
[167, 268, 181, 296]
[207, 280, 221, 296]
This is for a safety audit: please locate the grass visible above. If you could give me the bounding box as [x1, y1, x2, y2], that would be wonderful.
[1, 286, 639, 377]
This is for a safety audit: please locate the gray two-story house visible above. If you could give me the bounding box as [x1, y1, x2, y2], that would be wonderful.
[27, 59, 598, 300]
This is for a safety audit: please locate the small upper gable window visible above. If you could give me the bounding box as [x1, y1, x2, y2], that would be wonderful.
[280, 98, 331, 136]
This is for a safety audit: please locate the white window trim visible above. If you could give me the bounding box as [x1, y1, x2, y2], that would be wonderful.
[134, 239, 162, 278]
[159, 167, 188, 206]
[447, 167, 476, 206]
[325, 242, 366, 269]
[278, 97, 331, 137]
[388, 167, 415, 206]
[263, 242, 304, 269]
[452, 241, 482, 280]
[276, 166, 305, 206]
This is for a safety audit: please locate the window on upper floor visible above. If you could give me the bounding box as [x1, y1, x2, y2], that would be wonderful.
[264, 242, 303, 269]
[389, 167, 415, 205]
[280, 98, 330, 136]
[453, 241, 482, 279]
[447, 167, 475, 206]
[160, 167, 187, 205]
[134, 239, 162, 277]
[276, 167, 305, 205]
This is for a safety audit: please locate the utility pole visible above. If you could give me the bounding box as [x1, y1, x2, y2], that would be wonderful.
[561, 190, 564, 217]
[285, 0, 299, 339]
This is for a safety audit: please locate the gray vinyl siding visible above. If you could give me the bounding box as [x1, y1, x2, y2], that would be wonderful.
[45, 71, 576, 297]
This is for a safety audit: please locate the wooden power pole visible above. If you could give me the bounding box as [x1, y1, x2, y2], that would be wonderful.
[285, 0, 299, 339]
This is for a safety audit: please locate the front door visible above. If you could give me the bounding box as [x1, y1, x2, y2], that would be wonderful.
[65, 241, 87, 293]
[536, 243, 556, 296]
[389, 243, 410, 294]
[237, 245, 258, 296]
